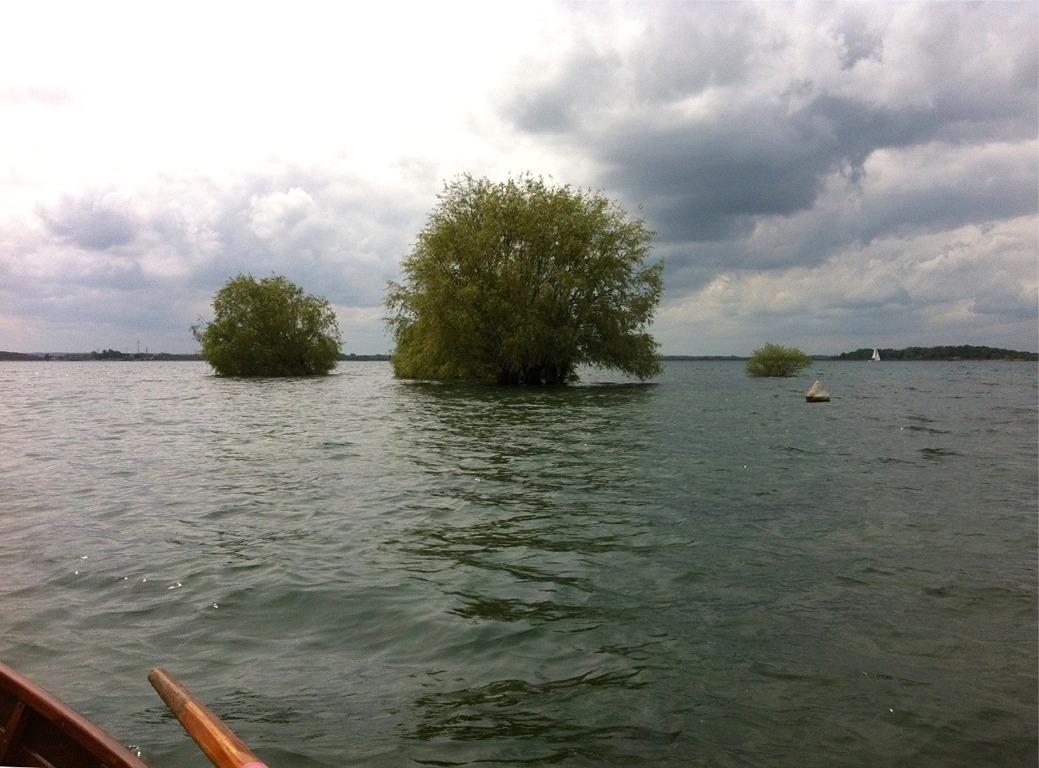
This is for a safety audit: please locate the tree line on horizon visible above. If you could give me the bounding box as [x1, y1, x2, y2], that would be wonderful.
[4, 345, 1036, 365]
[839, 346, 1037, 361]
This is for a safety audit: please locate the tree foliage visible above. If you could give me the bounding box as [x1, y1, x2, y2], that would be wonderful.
[745, 342, 813, 377]
[385, 174, 663, 385]
[192, 274, 342, 376]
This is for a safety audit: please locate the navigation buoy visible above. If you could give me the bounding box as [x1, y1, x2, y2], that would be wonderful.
[805, 380, 830, 403]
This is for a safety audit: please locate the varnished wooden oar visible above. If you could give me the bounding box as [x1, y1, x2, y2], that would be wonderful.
[148, 667, 269, 768]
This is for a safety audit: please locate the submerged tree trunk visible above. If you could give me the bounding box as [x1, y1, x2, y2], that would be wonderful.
[496, 360, 573, 386]
[496, 367, 521, 385]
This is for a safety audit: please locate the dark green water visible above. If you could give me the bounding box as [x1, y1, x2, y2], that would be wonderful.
[1, 360, 1035, 766]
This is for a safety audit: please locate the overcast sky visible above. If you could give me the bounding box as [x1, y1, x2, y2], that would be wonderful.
[1, 1, 1036, 356]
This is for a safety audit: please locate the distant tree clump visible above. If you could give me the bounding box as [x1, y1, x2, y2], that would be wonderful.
[839, 345, 1038, 361]
[192, 274, 342, 376]
[746, 342, 814, 377]
[385, 174, 663, 385]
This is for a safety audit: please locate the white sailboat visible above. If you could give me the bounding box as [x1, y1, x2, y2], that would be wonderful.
[870, 348, 881, 362]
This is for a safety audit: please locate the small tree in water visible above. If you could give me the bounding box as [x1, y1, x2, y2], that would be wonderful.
[745, 342, 813, 377]
[192, 274, 342, 376]
[385, 174, 663, 385]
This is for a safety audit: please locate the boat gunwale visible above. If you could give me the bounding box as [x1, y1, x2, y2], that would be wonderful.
[0, 660, 149, 768]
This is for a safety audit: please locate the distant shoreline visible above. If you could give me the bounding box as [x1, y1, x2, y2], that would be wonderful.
[656, 345, 1038, 361]
[0, 351, 391, 362]
[2, 346, 1036, 363]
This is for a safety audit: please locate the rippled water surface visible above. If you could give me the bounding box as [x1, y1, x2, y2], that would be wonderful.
[1, 360, 1035, 766]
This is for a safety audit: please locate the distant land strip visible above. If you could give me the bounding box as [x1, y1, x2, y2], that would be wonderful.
[1, 346, 1035, 362]
[0, 350, 389, 361]
[835, 345, 1037, 361]
[665, 346, 1038, 361]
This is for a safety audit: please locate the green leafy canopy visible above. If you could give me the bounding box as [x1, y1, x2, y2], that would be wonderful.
[745, 342, 813, 378]
[192, 274, 342, 376]
[385, 174, 664, 385]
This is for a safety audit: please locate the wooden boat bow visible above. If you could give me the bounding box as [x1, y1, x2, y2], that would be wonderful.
[0, 659, 148, 768]
[0, 661, 268, 768]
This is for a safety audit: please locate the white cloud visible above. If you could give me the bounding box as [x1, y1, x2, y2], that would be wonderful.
[249, 188, 317, 241]
[659, 216, 1037, 355]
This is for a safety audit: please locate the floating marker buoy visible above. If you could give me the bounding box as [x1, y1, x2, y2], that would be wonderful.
[806, 380, 830, 402]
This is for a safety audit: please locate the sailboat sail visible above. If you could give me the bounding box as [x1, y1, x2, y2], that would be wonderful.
[870, 348, 881, 362]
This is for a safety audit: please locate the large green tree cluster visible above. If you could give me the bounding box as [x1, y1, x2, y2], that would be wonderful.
[745, 342, 813, 377]
[192, 274, 341, 376]
[386, 174, 663, 385]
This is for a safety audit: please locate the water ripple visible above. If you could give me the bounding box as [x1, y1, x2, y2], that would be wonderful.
[0, 360, 1034, 767]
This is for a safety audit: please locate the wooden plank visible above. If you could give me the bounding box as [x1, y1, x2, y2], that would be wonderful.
[0, 699, 28, 761]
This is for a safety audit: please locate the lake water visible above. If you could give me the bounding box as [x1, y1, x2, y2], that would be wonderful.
[0, 360, 1035, 767]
